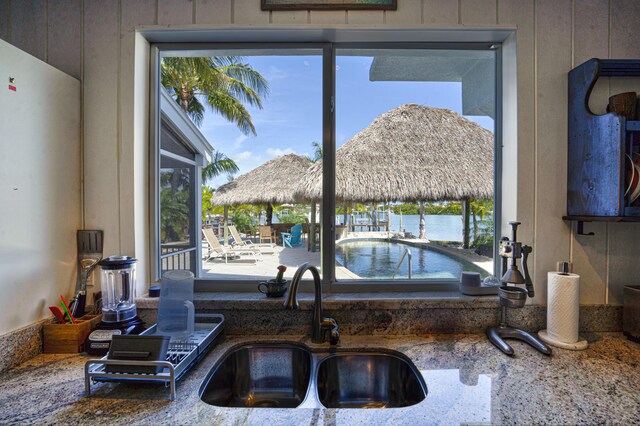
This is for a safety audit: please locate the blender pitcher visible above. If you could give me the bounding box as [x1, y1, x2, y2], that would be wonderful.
[98, 256, 138, 323]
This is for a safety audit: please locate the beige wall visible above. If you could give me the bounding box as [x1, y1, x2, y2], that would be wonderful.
[2, 0, 640, 307]
[0, 38, 81, 336]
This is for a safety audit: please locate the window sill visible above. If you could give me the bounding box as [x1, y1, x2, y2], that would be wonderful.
[137, 291, 499, 311]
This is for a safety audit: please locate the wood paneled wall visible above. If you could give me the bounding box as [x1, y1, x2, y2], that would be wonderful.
[1, 0, 640, 305]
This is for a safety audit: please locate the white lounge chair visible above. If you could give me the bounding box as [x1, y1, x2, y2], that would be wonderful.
[228, 225, 276, 254]
[202, 228, 259, 264]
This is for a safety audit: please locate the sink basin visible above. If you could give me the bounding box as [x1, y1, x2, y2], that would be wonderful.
[200, 343, 427, 409]
[316, 353, 427, 408]
[200, 343, 312, 408]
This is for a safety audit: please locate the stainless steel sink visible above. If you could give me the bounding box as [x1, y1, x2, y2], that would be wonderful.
[200, 343, 427, 409]
[199, 343, 312, 408]
[316, 353, 427, 408]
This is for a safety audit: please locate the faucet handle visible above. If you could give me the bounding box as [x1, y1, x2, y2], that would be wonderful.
[329, 328, 340, 346]
[320, 317, 340, 346]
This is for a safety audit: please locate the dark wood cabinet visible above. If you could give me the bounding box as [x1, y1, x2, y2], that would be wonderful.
[566, 58, 640, 224]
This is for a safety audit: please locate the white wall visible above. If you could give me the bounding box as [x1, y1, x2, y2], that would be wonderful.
[1, 0, 640, 310]
[0, 38, 81, 336]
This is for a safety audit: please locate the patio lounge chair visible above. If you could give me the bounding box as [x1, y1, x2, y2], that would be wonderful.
[281, 224, 304, 248]
[202, 228, 259, 264]
[228, 225, 276, 253]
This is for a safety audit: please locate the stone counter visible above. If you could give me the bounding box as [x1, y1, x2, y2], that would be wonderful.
[1, 332, 638, 425]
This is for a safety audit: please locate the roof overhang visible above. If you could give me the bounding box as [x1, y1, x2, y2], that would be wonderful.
[160, 87, 214, 163]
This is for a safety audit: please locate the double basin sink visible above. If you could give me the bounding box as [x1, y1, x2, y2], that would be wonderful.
[200, 343, 427, 409]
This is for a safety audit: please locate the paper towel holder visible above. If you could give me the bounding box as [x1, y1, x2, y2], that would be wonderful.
[538, 262, 589, 351]
[486, 221, 553, 356]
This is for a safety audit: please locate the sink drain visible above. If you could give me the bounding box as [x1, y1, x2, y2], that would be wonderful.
[248, 398, 280, 408]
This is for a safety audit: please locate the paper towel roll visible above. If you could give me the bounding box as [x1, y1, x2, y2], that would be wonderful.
[546, 272, 580, 343]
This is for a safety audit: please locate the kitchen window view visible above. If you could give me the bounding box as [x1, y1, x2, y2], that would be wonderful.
[156, 45, 498, 285]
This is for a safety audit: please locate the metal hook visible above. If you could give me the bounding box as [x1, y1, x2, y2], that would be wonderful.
[576, 221, 594, 236]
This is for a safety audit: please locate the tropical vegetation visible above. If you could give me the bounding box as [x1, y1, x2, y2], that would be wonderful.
[161, 56, 269, 183]
[161, 56, 269, 133]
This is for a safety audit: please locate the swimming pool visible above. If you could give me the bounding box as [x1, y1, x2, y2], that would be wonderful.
[335, 240, 489, 280]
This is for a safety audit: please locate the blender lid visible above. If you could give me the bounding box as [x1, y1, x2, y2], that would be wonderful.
[99, 255, 137, 270]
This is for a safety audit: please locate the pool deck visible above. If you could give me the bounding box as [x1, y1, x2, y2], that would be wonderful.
[201, 235, 493, 281]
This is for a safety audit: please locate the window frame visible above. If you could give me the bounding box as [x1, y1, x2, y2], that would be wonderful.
[149, 41, 502, 292]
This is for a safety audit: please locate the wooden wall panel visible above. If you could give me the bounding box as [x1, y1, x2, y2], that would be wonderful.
[158, 0, 194, 25]
[498, 0, 535, 274]
[271, 10, 308, 24]
[533, 0, 573, 305]
[83, 0, 120, 255]
[10, 0, 46, 61]
[309, 10, 346, 24]
[385, 0, 421, 26]
[47, 0, 82, 79]
[608, 222, 640, 305]
[346, 10, 383, 25]
[233, 0, 269, 24]
[422, 0, 457, 24]
[460, 0, 496, 25]
[119, 0, 157, 257]
[195, 0, 232, 24]
[569, 0, 610, 304]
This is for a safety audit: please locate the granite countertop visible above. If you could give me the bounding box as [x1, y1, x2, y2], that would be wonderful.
[137, 291, 501, 311]
[1, 333, 639, 425]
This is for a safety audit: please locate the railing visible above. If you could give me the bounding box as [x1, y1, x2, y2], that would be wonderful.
[392, 248, 412, 279]
[160, 244, 195, 273]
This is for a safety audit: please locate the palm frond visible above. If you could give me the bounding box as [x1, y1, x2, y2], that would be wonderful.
[185, 97, 205, 126]
[160, 56, 268, 136]
[202, 150, 240, 181]
[206, 91, 257, 136]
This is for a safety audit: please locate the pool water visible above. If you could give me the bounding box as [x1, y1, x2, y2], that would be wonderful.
[335, 240, 489, 280]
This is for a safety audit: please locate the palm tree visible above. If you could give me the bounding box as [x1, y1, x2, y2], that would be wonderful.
[161, 56, 269, 134]
[306, 140, 323, 162]
[202, 150, 239, 183]
[161, 56, 269, 182]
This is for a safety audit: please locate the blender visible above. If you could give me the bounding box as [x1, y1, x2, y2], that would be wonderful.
[86, 256, 145, 355]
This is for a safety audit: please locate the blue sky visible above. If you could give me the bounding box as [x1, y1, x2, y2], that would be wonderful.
[199, 54, 494, 187]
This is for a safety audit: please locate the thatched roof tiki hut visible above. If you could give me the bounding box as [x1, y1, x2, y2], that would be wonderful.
[210, 153, 312, 245]
[296, 104, 494, 247]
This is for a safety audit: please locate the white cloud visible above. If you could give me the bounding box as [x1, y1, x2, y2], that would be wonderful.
[266, 147, 296, 157]
[235, 151, 254, 161]
[303, 60, 310, 66]
[268, 65, 288, 80]
[233, 134, 249, 148]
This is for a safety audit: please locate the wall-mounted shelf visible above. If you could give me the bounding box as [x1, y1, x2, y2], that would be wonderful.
[562, 215, 640, 236]
[566, 58, 640, 230]
[563, 215, 640, 222]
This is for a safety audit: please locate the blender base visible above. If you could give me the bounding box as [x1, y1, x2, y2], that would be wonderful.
[86, 316, 145, 355]
[487, 324, 552, 356]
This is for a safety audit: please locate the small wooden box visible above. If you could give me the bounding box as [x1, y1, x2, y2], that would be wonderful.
[43, 314, 102, 353]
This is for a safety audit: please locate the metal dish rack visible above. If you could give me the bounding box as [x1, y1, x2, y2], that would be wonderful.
[84, 313, 224, 400]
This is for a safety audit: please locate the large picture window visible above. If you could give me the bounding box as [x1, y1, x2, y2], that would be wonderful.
[151, 42, 500, 291]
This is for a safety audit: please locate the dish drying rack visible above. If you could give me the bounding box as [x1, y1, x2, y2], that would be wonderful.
[84, 313, 224, 400]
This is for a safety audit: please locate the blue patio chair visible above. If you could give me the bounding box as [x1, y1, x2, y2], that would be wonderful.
[281, 224, 304, 248]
